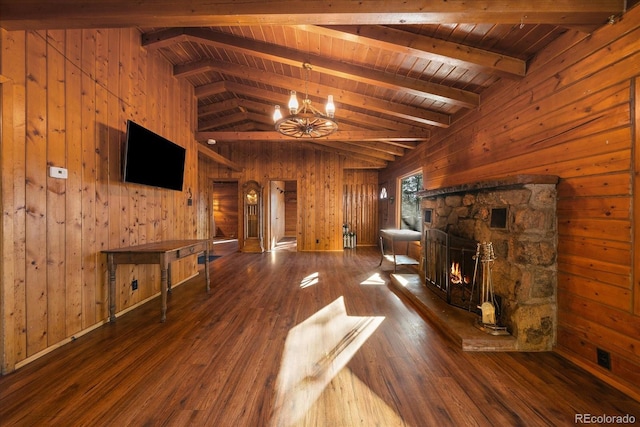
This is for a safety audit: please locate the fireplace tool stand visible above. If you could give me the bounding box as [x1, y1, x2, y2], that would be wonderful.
[471, 242, 509, 336]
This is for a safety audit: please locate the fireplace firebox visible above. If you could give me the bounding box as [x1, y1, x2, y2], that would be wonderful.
[424, 229, 480, 314]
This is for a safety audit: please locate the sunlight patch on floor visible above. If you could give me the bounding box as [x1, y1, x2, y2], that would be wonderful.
[295, 368, 410, 427]
[360, 272, 387, 286]
[299, 272, 319, 288]
[271, 296, 386, 427]
[392, 274, 411, 287]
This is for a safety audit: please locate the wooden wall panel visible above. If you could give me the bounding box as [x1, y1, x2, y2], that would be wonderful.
[1, 29, 27, 373]
[634, 76, 640, 317]
[1, 28, 198, 372]
[379, 9, 640, 399]
[25, 30, 48, 356]
[46, 30, 67, 345]
[64, 29, 84, 337]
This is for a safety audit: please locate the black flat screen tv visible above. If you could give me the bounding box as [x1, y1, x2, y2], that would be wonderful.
[123, 120, 186, 191]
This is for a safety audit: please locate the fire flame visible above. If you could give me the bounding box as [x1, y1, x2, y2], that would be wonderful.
[450, 262, 469, 285]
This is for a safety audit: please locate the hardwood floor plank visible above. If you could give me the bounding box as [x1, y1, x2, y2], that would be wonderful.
[1, 247, 639, 426]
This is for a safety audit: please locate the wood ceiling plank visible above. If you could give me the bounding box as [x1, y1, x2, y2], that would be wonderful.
[305, 25, 527, 78]
[0, 1, 625, 30]
[148, 27, 480, 108]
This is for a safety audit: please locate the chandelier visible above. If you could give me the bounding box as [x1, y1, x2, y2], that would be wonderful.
[273, 62, 338, 138]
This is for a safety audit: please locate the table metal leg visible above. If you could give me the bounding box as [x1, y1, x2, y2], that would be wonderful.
[160, 266, 168, 323]
[204, 244, 211, 294]
[108, 254, 117, 323]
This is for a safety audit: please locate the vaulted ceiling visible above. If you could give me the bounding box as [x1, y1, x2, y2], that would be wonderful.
[1, 1, 634, 168]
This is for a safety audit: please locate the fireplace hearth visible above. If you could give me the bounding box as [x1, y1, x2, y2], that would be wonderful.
[419, 175, 559, 351]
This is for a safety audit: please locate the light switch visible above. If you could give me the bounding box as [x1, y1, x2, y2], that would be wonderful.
[49, 166, 68, 179]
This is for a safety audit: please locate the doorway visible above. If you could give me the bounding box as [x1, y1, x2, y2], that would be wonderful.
[211, 180, 239, 240]
[268, 180, 297, 251]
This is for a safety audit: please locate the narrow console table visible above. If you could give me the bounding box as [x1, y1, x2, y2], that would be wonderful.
[103, 239, 211, 323]
[379, 229, 421, 272]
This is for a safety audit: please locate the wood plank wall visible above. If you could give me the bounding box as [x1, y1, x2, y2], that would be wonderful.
[380, 8, 640, 399]
[198, 141, 377, 251]
[0, 28, 198, 373]
[343, 170, 379, 246]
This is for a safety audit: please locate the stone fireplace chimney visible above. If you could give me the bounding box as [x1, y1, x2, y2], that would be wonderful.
[419, 175, 559, 351]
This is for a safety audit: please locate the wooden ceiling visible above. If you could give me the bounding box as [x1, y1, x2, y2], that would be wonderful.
[1, 1, 634, 168]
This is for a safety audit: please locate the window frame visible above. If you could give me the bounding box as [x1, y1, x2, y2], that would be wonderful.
[396, 169, 423, 232]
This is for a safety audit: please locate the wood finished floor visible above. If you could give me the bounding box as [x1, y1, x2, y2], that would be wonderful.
[1, 245, 639, 426]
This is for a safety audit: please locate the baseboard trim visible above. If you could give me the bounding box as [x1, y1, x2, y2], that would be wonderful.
[555, 348, 640, 403]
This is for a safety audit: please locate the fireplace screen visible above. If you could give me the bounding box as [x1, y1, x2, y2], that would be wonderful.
[424, 229, 480, 313]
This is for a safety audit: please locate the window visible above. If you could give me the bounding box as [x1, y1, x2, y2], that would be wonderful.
[399, 171, 423, 231]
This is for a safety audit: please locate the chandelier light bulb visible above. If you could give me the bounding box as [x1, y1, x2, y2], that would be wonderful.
[273, 105, 282, 122]
[288, 90, 299, 115]
[325, 95, 335, 118]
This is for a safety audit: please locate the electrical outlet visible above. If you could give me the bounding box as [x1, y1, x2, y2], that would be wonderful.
[131, 279, 138, 291]
[596, 348, 611, 370]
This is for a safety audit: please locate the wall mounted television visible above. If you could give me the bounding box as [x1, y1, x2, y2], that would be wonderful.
[123, 120, 186, 191]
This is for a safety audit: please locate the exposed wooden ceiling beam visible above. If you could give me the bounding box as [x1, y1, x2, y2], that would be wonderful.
[195, 130, 429, 143]
[198, 98, 242, 117]
[192, 65, 451, 128]
[200, 111, 273, 131]
[0, 1, 625, 30]
[308, 140, 397, 162]
[199, 96, 428, 135]
[194, 81, 227, 98]
[305, 25, 527, 78]
[340, 140, 410, 157]
[199, 98, 271, 120]
[196, 144, 244, 172]
[160, 28, 479, 108]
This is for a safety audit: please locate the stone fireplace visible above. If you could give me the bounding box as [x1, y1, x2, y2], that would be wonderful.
[419, 175, 559, 351]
